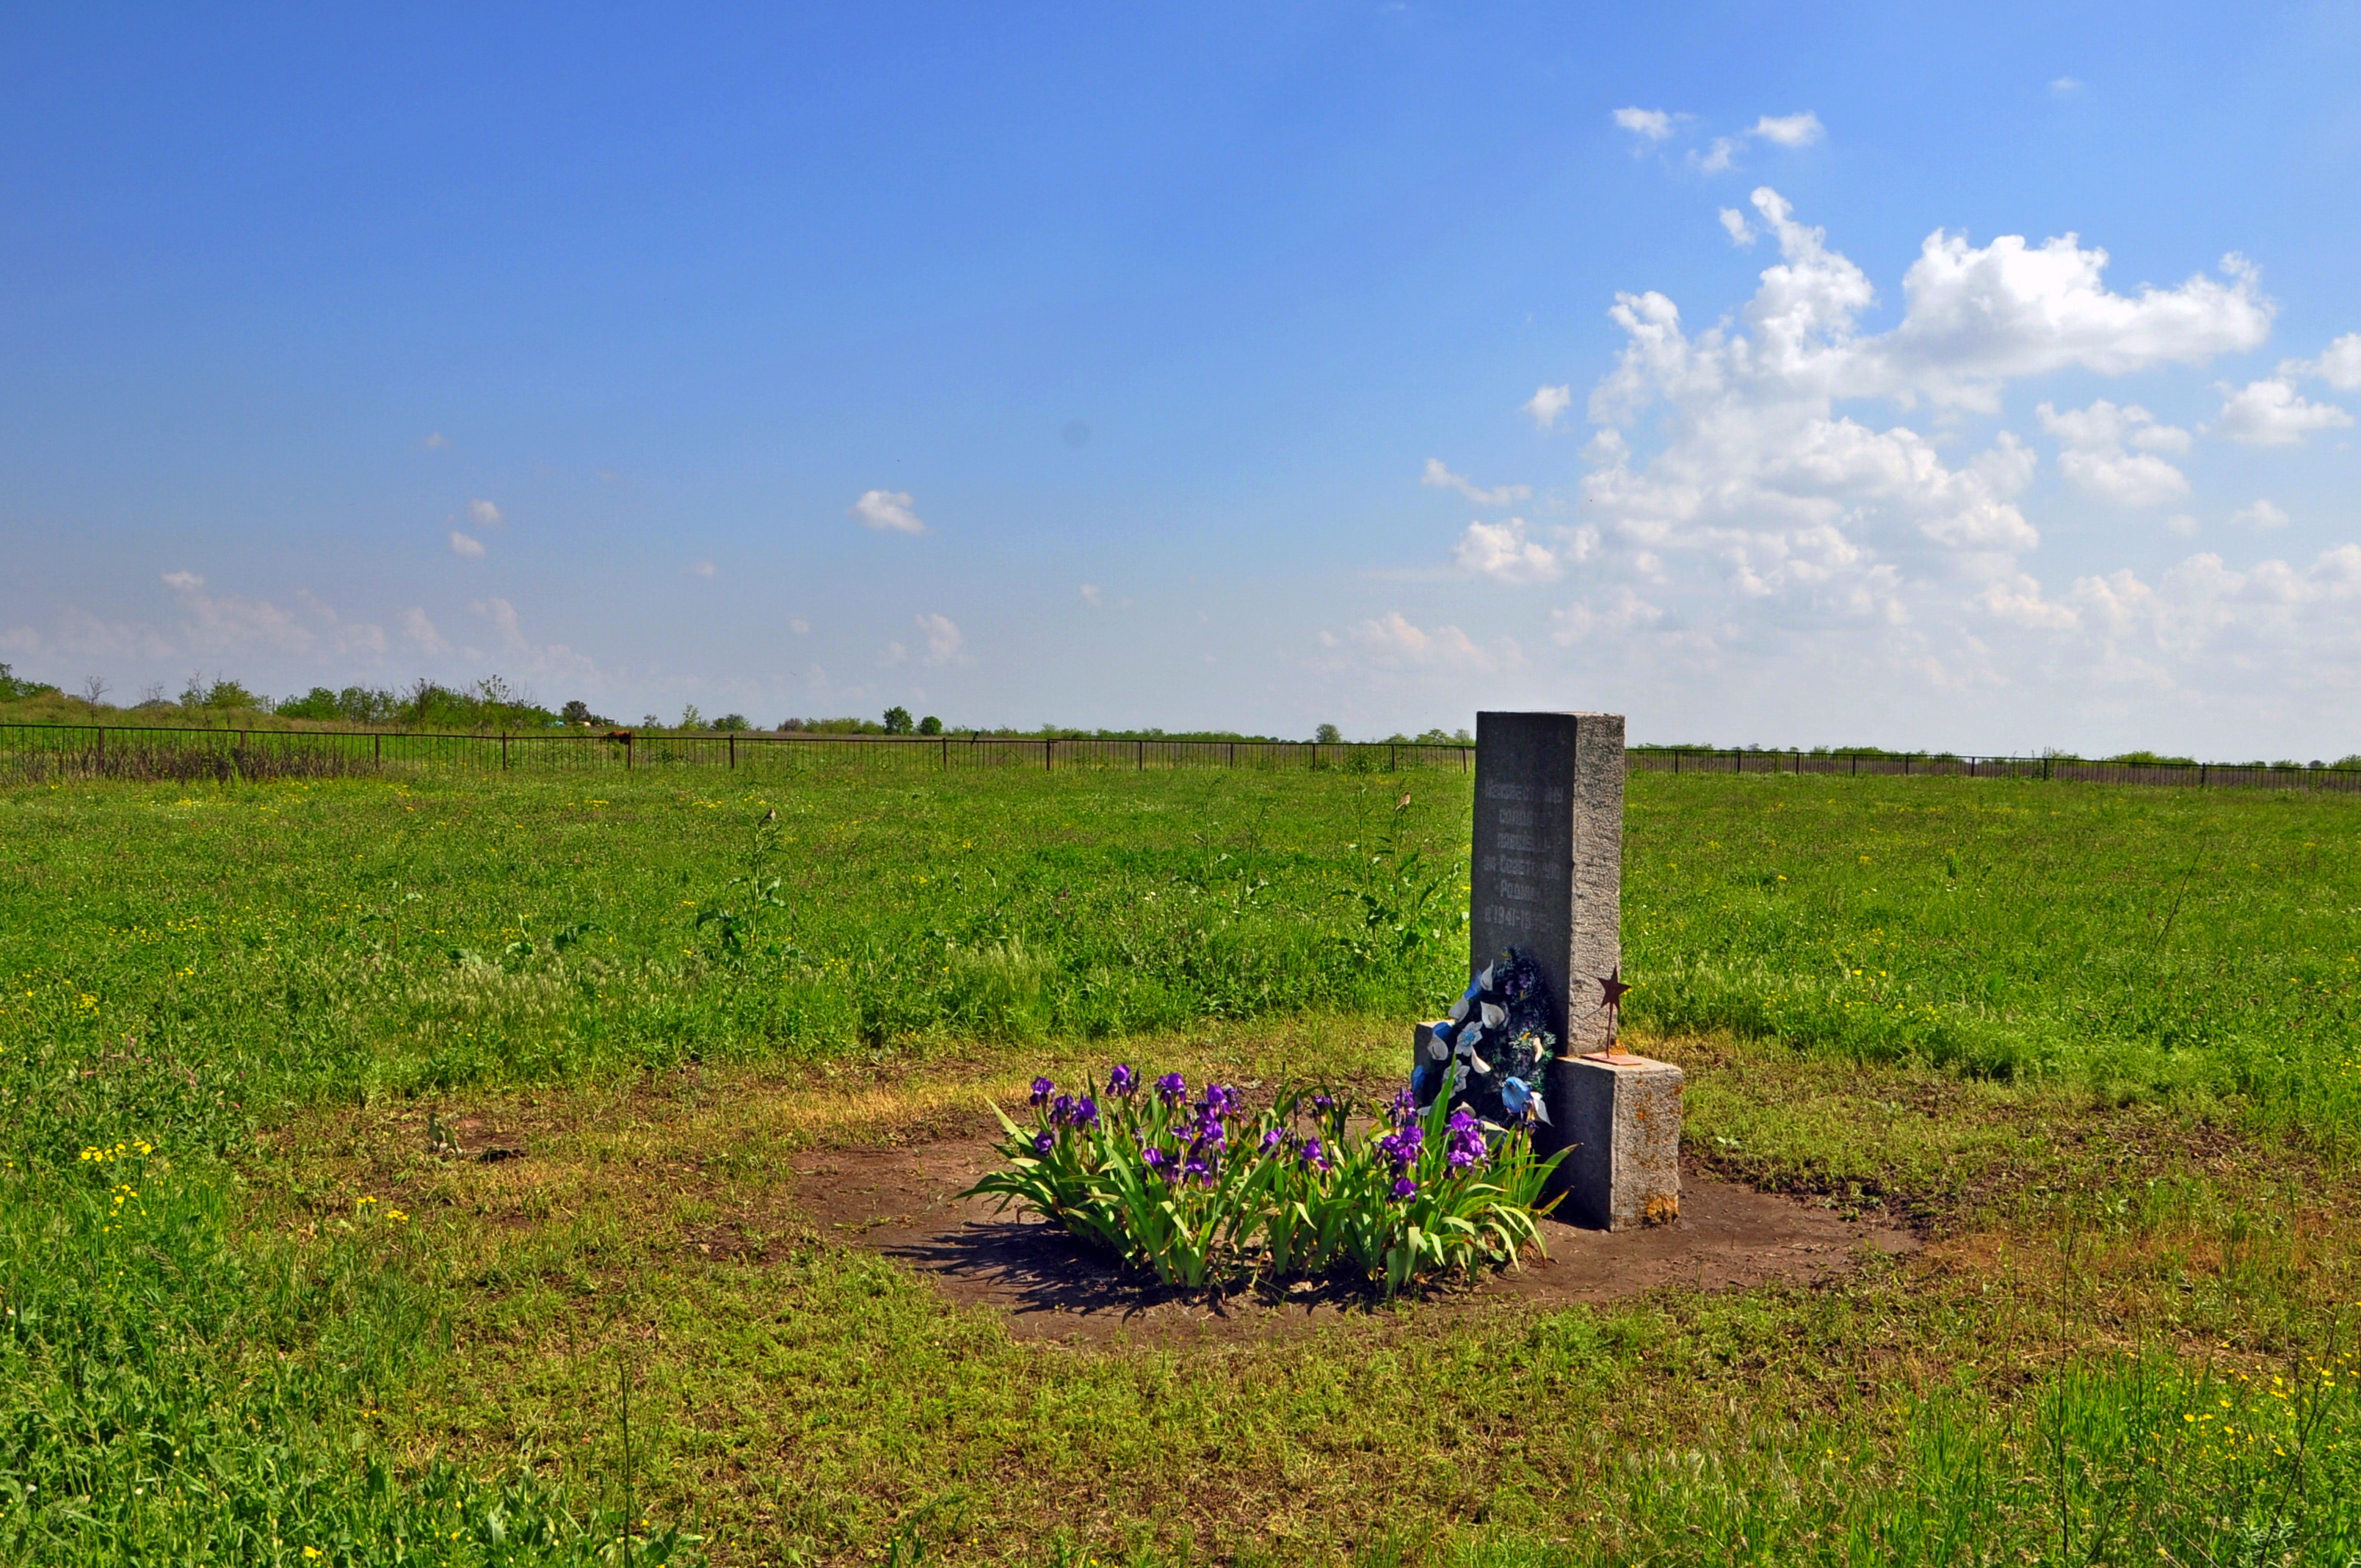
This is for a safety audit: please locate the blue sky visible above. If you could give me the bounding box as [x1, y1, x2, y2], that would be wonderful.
[4, 3, 2357, 755]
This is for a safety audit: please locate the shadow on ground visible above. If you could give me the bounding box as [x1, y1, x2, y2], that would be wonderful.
[789, 1136, 1918, 1343]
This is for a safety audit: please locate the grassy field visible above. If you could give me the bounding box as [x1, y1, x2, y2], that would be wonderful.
[4, 766, 2359, 1564]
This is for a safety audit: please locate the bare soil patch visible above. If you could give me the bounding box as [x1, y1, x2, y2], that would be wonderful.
[788, 1134, 1918, 1343]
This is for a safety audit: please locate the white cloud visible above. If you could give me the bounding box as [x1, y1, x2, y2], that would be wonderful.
[686, 559, 717, 578]
[916, 612, 964, 664]
[882, 640, 907, 666]
[402, 608, 449, 655]
[1548, 587, 1664, 642]
[1345, 611, 1519, 672]
[162, 570, 204, 592]
[2212, 377, 2352, 446]
[1690, 112, 1824, 173]
[1975, 573, 2081, 630]
[2167, 513, 2200, 537]
[2037, 399, 2191, 507]
[851, 490, 926, 534]
[1523, 385, 1573, 429]
[1873, 233, 2271, 411]
[1078, 584, 1103, 606]
[1454, 518, 1562, 584]
[2233, 498, 2290, 529]
[468, 499, 504, 528]
[472, 597, 530, 656]
[2282, 332, 2361, 390]
[449, 531, 486, 559]
[1718, 208, 1755, 247]
[1749, 112, 1824, 148]
[1421, 457, 1531, 507]
[788, 617, 812, 634]
[2050, 76, 2082, 95]
[1611, 106, 1677, 142]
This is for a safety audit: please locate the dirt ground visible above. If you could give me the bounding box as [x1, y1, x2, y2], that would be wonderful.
[787, 1135, 1919, 1343]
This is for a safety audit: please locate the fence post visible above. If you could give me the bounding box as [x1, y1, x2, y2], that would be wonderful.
[942, 736, 949, 770]
[97, 727, 104, 761]
[1228, 741, 1236, 768]
[1045, 738, 1052, 772]
[2199, 763, 2207, 788]
[625, 733, 633, 772]
[501, 733, 510, 771]
[1136, 738, 1144, 771]
[1904, 753, 1911, 776]
[729, 733, 736, 769]
[1794, 749, 1800, 775]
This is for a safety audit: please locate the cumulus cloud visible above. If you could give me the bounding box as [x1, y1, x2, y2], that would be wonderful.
[162, 570, 204, 593]
[1421, 458, 1531, 507]
[2282, 332, 2361, 390]
[2037, 399, 2191, 507]
[1549, 587, 1664, 643]
[1749, 112, 1824, 148]
[2233, 498, 2290, 529]
[1345, 611, 1519, 672]
[850, 490, 926, 534]
[1691, 112, 1824, 173]
[1718, 208, 1755, 247]
[916, 612, 964, 664]
[1523, 385, 1573, 429]
[1611, 106, 1678, 142]
[468, 499, 504, 528]
[2212, 378, 2352, 446]
[1455, 518, 1562, 584]
[402, 608, 449, 654]
[449, 531, 486, 559]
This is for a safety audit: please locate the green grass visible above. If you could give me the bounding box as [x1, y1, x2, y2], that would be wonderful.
[4, 766, 2360, 1564]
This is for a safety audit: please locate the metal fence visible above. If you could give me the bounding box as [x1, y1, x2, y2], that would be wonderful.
[1, 721, 2356, 793]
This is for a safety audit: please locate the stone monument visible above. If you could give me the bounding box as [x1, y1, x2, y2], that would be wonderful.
[1447, 710, 1682, 1231]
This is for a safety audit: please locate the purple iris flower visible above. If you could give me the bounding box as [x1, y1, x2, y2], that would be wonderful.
[1155, 1072, 1187, 1105]
[1051, 1093, 1077, 1126]
[1032, 1130, 1056, 1155]
[1107, 1063, 1138, 1098]
[1030, 1076, 1054, 1107]
[1312, 1093, 1335, 1114]
[1378, 1125, 1424, 1169]
[1182, 1157, 1211, 1185]
[1299, 1137, 1330, 1172]
[1389, 1087, 1418, 1125]
[1143, 1146, 1172, 1179]
[1074, 1095, 1100, 1130]
[1391, 1176, 1418, 1200]
[1260, 1127, 1285, 1155]
[1203, 1084, 1241, 1119]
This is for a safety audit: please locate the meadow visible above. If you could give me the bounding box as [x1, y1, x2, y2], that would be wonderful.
[2, 766, 2358, 1564]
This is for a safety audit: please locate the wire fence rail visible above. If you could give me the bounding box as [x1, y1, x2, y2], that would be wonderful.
[1, 720, 2357, 794]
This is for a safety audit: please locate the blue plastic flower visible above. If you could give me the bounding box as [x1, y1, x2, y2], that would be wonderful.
[1500, 1076, 1533, 1117]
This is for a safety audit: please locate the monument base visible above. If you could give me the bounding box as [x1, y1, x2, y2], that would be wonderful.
[1550, 1053, 1683, 1231]
[1409, 1026, 1683, 1233]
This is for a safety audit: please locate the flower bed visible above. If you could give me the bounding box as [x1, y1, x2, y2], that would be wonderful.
[964, 1067, 1562, 1297]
